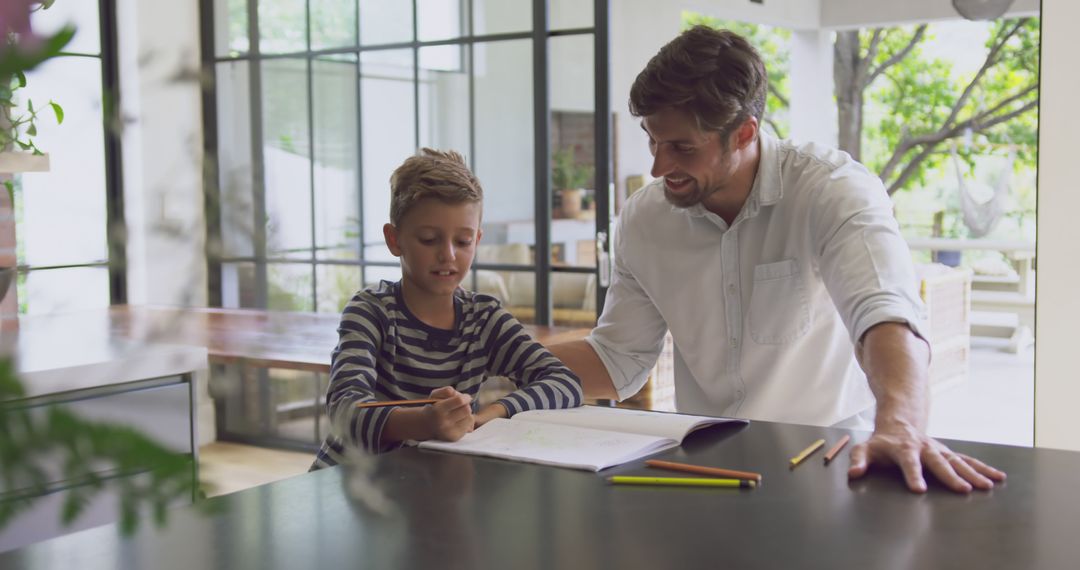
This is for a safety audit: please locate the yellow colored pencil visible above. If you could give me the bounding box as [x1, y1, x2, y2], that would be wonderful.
[789, 438, 826, 469]
[607, 476, 756, 489]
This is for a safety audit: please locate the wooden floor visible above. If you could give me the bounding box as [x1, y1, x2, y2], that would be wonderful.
[199, 442, 314, 498]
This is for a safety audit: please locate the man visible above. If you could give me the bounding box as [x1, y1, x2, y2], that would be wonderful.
[550, 25, 1005, 494]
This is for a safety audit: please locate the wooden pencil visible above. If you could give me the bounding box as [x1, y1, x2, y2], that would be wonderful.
[645, 459, 763, 483]
[823, 435, 851, 464]
[355, 398, 439, 409]
[789, 438, 826, 469]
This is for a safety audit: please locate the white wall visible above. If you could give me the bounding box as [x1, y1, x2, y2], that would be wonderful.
[822, 0, 1040, 29]
[117, 0, 207, 307]
[1035, 0, 1080, 452]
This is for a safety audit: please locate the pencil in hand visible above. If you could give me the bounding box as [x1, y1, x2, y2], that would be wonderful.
[355, 398, 439, 409]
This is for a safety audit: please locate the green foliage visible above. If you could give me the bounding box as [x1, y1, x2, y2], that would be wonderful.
[551, 147, 592, 190]
[863, 18, 1039, 194]
[0, 357, 220, 535]
[681, 12, 792, 138]
[1, 3, 73, 156]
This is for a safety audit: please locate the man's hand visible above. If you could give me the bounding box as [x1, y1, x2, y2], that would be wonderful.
[848, 420, 1007, 493]
[424, 386, 474, 442]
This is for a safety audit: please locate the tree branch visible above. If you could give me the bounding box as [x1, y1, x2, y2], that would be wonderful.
[941, 19, 1026, 130]
[769, 84, 790, 109]
[866, 25, 928, 86]
[858, 29, 884, 84]
[885, 143, 942, 195]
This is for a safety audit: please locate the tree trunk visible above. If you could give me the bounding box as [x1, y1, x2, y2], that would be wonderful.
[834, 31, 863, 161]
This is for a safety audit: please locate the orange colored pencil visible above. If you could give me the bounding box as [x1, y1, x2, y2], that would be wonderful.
[823, 435, 851, 464]
[355, 398, 438, 409]
[645, 459, 763, 483]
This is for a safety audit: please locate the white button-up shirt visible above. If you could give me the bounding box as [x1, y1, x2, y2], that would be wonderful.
[586, 131, 926, 428]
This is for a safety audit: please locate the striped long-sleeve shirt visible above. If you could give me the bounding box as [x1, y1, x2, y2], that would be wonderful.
[312, 280, 583, 468]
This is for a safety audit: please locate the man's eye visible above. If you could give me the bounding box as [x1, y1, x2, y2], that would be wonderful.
[675, 145, 696, 154]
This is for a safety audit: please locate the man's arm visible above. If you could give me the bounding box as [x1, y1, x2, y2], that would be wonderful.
[547, 340, 618, 400]
[849, 322, 1006, 493]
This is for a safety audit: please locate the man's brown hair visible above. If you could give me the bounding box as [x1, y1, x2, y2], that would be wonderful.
[629, 25, 768, 141]
[389, 148, 483, 226]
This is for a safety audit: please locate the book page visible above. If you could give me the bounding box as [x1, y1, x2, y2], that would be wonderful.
[417, 418, 678, 472]
[511, 406, 745, 442]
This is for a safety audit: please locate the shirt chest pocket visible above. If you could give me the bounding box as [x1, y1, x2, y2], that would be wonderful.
[748, 259, 810, 344]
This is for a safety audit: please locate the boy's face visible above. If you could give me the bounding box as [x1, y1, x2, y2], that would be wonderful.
[384, 198, 482, 298]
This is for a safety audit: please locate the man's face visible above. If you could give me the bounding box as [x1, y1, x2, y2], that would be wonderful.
[385, 198, 482, 298]
[642, 107, 735, 209]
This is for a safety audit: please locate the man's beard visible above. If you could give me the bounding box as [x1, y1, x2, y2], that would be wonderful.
[663, 180, 713, 208]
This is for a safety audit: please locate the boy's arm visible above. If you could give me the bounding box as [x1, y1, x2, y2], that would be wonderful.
[326, 302, 396, 452]
[481, 307, 584, 420]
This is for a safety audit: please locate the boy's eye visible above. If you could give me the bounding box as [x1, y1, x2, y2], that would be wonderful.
[456, 240, 473, 247]
[419, 238, 437, 245]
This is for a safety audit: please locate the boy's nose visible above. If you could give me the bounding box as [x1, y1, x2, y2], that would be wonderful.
[438, 243, 456, 261]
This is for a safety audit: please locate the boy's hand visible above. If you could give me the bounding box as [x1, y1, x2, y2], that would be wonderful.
[424, 386, 474, 441]
[473, 403, 509, 429]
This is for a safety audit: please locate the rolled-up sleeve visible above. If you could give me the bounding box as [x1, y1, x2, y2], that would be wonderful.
[585, 216, 669, 401]
[811, 171, 927, 345]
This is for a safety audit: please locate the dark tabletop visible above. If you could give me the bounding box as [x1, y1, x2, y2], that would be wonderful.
[3, 420, 1078, 569]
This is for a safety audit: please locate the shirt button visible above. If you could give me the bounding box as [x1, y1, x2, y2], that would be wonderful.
[736, 390, 744, 398]
[727, 284, 736, 294]
[729, 337, 737, 347]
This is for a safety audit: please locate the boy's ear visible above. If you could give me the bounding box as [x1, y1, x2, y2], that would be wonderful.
[383, 223, 402, 257]
[476, 227, 483, 245]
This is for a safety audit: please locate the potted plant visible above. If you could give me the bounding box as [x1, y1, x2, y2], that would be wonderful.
[0, 1, 70, 309]
[931, 209, 965, 267]
[551, 146, 593, 219]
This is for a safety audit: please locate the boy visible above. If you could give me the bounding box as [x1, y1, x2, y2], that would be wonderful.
[312, 148, 583, 468]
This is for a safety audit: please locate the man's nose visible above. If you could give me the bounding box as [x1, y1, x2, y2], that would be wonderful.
[650, 146, 673, 179]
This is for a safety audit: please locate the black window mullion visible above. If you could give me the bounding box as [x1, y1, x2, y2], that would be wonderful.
[533, 0, 552, 326]
[305, 0, 318, 310]
[248, 0, 269, 308]
[199, 0, 223, 307]
[593, 0, 611, 316]
[99, 0, 127, 305]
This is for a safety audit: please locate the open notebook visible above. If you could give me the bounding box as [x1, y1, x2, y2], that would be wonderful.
[417, 406, 747, 472]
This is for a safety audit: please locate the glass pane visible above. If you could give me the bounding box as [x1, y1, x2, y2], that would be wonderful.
[467, 268, 537, 324]
[361, 49, 415, 258]
[551, 271, 596, 327]
[220, 262, 259, 308]
[473, 0, 530, 36]
[31, 0, 100, 55]
[473, 39, 534, 264]
[216, 61, 256, 258]
[214, 0, 249, 56]
[267, 262, 314, 311]
[362, 264, 401, 289]
[262, 58, 314, 260]
[20, 267, 109, 316]
[316, 263, 361, 314]
[418, 45, 470, 156]
[259, 0, 307, 53]
[17, 57, 107, 268]
[271, 368, 321, 444]
[311, 0, 357, 50]
[313, 56, 360, 262]
[550, 34, 596, 268]
[360, 0, 414, 46]
[417, 0, 464, 42]
[551, 0, 593, 31]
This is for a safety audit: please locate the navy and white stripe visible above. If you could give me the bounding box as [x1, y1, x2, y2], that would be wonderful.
[312, 280, 583, 468]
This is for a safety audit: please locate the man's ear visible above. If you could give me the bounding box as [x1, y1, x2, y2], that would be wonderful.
[383, 223, 402, 257]
[733, 116, 759, 150]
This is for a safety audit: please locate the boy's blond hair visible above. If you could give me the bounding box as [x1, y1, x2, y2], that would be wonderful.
[389, 148, 483, 226]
